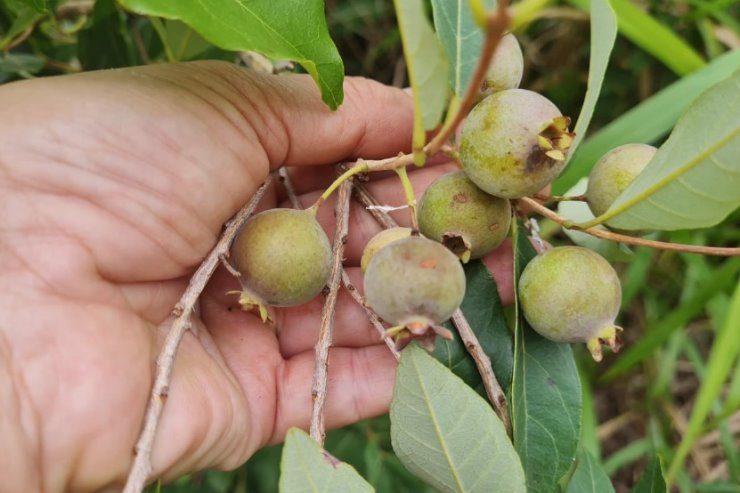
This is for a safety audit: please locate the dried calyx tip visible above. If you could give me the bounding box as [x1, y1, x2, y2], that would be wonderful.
[383, 317, 454, 351]
[227, 290, 272, 323]
[586, 325, 623, 362]
[538, 116, 574, 162]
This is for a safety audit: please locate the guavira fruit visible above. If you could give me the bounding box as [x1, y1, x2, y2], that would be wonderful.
[360, 227, 413, 273]
[231, 208, 332, 318]
[418, 170, 511, 262]
[518, 246, 622, 361]
[586, 143, 657, 217]
[364, 236, 466, 350]
[481, 32, 524, 97]
[459, 89, 574, 198]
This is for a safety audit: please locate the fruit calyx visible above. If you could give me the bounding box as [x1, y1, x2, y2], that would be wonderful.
[441, 232, 472, 263]
[384, 316, 454, 351]
[537, 116, 575, 162]
[585, 325, 623, 362]
[227, 289, 272, 323]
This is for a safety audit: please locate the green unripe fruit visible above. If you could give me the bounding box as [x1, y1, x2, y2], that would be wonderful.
[231, 208, 332, 310]
[586, 143, 657, 217]
[460, 89, 574, 198]
[518, 246, 622, 361]
[418, 171, 511, 262]
[361, 227, 413, 273]
[364, 237, 466, 349]
[481, 33, 524, 97]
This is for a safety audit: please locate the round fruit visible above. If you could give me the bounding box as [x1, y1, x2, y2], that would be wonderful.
[360, 227, 413, 273]
[460, 89, 574, 198]
[418, 170, 511, 262]
[586, 143, 657, 217]
[364, 236, 465, 346]
[518, 246, 622, 361]
[480, 32, 524, 97]
[231, 208, 332, 307]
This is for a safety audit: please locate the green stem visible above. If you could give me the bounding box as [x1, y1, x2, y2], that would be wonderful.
[312, 162, 369, 211]
[395, 166, 419, 231]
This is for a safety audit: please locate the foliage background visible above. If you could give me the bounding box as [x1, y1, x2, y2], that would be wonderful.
[1, 0, 738, 491]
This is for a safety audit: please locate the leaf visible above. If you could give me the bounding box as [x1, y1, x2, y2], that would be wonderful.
[78, 0, 136, 70]
[584, 71, 740, 231]
[390, 345, 526, 493]
[393, 0, 449, 153]
[0, 53, 44, 78]
[554, 48, 740, 195]
[666, 281, 740, 482]
[433, 260, 514, 395]
[603, 257, 740, 379]
[566, 0, 617, 161]
[117, 0, 344, 110]
[566, 449, 615, 493]
[430, 0, 494, 97]
[279, 428, 373, 493]
[566, 0, 704, 76]
[512, 226, 582, 493]
[0, 6, 44, 50]
[631, 456, 666, 493]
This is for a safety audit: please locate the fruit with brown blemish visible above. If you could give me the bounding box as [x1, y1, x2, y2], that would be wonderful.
[480, 32, 524, 97]
[518, 246, 622, 361]
[460, 89, 574, 198]
[364, 236, 466, 350]
[418, 171, 511, 262]
[360, 227, 413, 273]
[586, 143, 657, 218]
[230, 208, 332, 319]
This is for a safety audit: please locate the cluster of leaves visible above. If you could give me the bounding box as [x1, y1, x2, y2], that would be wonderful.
[3, 0, 739, 492]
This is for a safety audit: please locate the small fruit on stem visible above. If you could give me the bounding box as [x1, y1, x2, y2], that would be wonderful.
[231, 208, 332, 316]
[364, 236, 466, 350]
[480, 32, 524, 97]
[518, 246, 622, 361]
[586, 143, 657, 218]
[361, 227, 413, 273]
[418, 171, 511, 262]
[460, 88, 574, 198]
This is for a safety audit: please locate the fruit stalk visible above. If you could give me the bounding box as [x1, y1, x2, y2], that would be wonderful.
[123, 175, 274, 493]
[310, 180, 353, 445]
[519, 197, 740, 256]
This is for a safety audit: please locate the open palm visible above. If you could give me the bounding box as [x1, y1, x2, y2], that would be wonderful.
[0, 62, 515, 493]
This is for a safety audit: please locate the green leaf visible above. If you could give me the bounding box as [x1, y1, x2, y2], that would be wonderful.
[566, 449, 615, 493]
[279, 428, 373, 493]
[78, 0, 136, 70]
[512, 226, 582, 493]
[631, 456, 666, 493]
[430, 0, 493, 97]
[433, 260, 514, 394]
[393, 0, 449, 152]
[390, 345, 525, 493]
[666, 281, 740, 482]
[567, 0, 704, 76]
[554, 48, 740, 195]
[566, 0, 617, 161]
[585, 71, 740, 231]
[0, 6, 43, 50]
[603, 257, 740, 379]
[0, 52, 44, 78]
[118, 0, 344, 110]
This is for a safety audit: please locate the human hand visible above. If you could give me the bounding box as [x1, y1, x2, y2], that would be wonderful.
[0, 61, 516, 492]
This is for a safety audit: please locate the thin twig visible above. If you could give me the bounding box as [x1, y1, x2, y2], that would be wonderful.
[123, 176, 273, 493]
[278, 167, 302, 209]
[452, 310, 511, 436]
[519, 197, 740, 257]
[341, 270, 400, 360]
[310, 181, 352, 444]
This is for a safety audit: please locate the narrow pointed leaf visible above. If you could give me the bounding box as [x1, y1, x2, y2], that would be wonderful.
[586, 71, 740, 231]
[566, 0, 617, 161]
[117, 0, 344, 109]
[393, 0, 449, 151]
[512, 227, 582, 493]
[430, 0, 494, 97]
[554, 49, 740, 195]
[279, 428, 373, 493]
[433, 260, 514, 395]
[566, 450, 615, 493]
[391, 345, 525, 493]
[631, 456, 666, 493]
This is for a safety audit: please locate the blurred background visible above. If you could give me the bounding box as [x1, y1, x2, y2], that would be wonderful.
[1, 0, 738, 491]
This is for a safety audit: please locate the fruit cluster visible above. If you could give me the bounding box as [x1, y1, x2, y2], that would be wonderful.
[229, 34, 655, 360]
